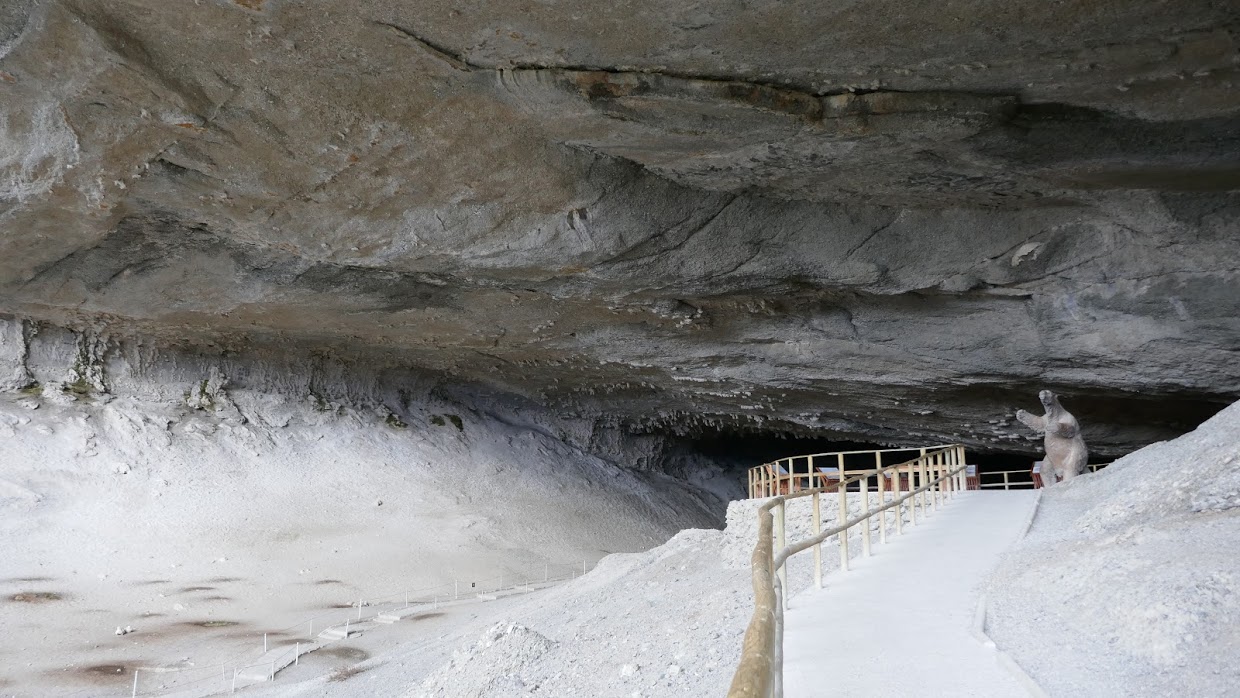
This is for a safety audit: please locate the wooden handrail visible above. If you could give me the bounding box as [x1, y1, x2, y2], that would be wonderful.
[728, 445, 968, 698]
[730, 506, 778, 696]
[769, 445, 955, 460]
[747, 445, 959, 499]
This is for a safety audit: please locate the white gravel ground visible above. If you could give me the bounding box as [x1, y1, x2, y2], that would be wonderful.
[302, 401, 1240, 698]
[249, 489, 905, 697]
[0, 380, 726, 697]
[987, 399, 1240, 697]
[7, 319, 1232, 697]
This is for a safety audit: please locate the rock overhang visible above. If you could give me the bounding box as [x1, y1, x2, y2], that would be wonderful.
[1, 0, 1238, 456]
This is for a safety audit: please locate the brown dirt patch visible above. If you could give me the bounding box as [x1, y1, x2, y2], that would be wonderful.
[328, 664, 371, 682]
[9, 591, 66, 603]
[67, 661, 146, 683]
[83, 664, 132, 676]
[179, 620, 241, 629]
[319, 646, 369, 662]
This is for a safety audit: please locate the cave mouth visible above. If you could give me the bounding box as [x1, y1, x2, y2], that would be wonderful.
[667, 427, 1112, 495]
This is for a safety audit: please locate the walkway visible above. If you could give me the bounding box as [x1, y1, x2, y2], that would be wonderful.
[782, 490, 1039, 697]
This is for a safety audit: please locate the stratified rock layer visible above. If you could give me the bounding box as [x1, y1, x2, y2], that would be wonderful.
[2, 1, 1238, 453]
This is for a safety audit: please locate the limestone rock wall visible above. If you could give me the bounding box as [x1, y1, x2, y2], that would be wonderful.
[1, 1, 1238, 454]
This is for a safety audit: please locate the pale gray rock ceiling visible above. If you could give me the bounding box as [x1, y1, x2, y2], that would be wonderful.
[1, 0, 1238, 455]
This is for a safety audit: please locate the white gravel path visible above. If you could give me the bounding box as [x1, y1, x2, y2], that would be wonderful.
[783, 491, 1037, 698]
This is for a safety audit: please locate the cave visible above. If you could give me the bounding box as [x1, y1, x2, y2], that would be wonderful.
[1, 1, 1238, 696]
[0, 0, 1236, 459]
[654, 423, 1123, 496]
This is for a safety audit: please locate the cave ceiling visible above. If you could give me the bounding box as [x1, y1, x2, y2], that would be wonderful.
[1, 0, 1239, 455]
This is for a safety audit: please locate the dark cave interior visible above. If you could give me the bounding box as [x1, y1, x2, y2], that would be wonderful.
[677, 427, 1127, 494]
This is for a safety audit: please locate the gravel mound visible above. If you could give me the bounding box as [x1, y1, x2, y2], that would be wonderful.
[397, 528, 752, 698]
[363, 494, 885, 698]
[0, 379, 724, 695]
[414, 623, 558, 698]
[987, 399, 1240, 697]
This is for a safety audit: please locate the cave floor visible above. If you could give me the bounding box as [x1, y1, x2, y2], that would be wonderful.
[782, 490, 1039, 697]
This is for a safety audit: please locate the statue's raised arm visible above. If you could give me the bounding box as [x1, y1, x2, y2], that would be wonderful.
[1015, 408, 1046, 433]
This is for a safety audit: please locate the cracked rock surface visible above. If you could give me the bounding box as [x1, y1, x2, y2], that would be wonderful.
[1, 0, 1238, 454]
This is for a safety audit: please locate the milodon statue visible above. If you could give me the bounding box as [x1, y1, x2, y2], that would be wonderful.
[1016, 390, 1088, 486]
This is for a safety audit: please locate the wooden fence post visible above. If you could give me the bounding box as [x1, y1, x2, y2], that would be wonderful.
[920, 457, 930, 513]
[812, 491, 822, 589]
[876, 453, 887, 545]
[861, 472, 872, 557]
[775, 500, 788, 608]
[895, 464, 906, 533]
[837, 472, 849, 572]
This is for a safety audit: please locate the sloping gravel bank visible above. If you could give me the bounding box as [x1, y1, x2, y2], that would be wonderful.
[987, 400, 1240, 697]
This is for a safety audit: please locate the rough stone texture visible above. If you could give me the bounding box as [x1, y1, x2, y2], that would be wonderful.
[1, 1, 1239, 455]
[0, 318, 29, 391]
[987, 399, 1240, 697]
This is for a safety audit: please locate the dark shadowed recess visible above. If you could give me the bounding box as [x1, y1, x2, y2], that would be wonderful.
[657, 400, 1225, 496]
[664, 427, 1039, 479]
[928, 383, 1234, 458]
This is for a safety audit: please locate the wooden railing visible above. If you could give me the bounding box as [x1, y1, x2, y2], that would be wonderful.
[747, 445, 956, 499]
[729, 445, 968, 698]
[980, 461, 1111, 490]
[979, 469, 1037, 490]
